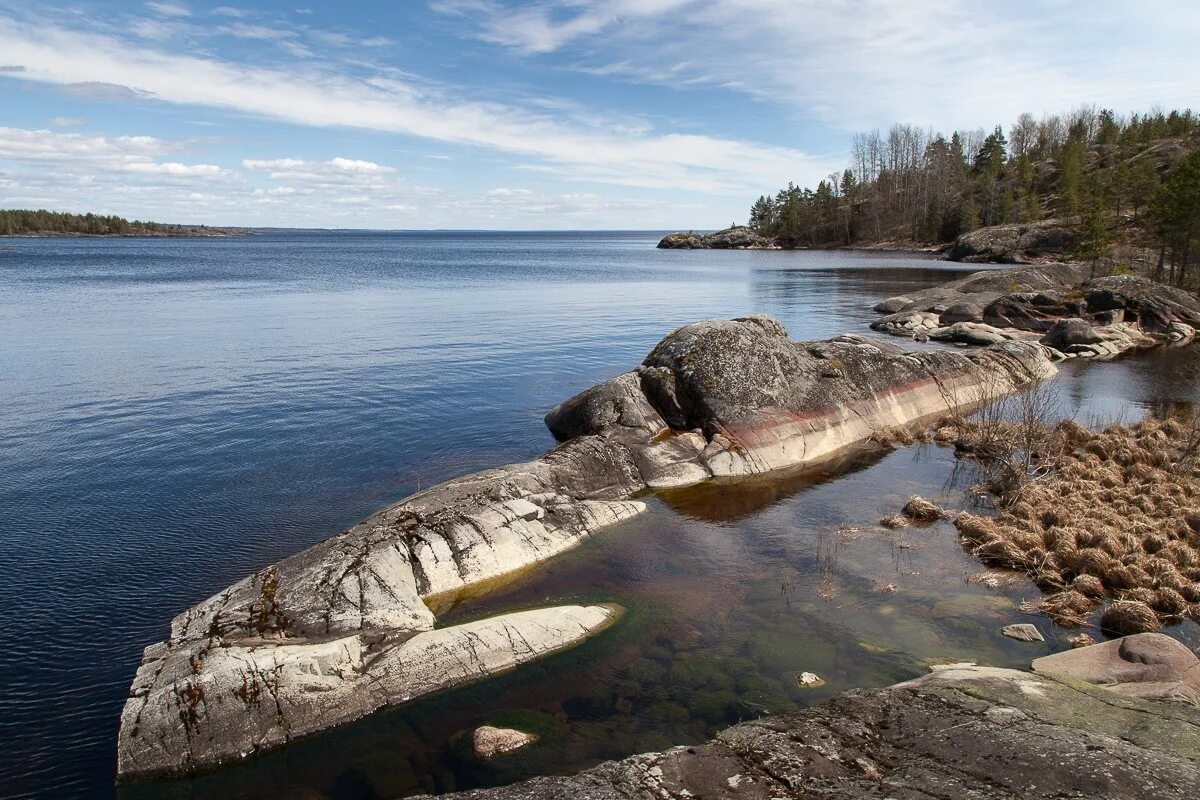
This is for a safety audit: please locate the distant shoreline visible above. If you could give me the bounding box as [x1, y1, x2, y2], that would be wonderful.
[1, 230, 249, 239]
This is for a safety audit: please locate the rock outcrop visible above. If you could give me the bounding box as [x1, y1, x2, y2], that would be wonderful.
[418, 636, 1200, 800]
[872, 268, 1200, 360]
[119, 316, 1058, 780]
[657, 226, 778, 249]
[948, 220, 1077, 263]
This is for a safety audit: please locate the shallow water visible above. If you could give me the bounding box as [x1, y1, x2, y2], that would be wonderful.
[1, 231, 1196, 799]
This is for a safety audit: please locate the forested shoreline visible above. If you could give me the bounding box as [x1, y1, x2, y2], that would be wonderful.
[0, 209, 244, 237]
[747, 106, 1200, 286]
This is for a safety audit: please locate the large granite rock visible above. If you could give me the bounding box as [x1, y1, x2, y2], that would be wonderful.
[550, 316, 1057, 478]
[657, 226, 777, 249]
[119, 316, 1058, 780]
[418, 653, 1200, 800]
[949, 220, 1077, 263]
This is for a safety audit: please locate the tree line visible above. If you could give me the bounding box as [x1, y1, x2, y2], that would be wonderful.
[748, 106, 1200, 286]
[0, 209, 229, 236]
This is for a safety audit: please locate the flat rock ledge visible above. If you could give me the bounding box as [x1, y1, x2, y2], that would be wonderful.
[421, 634, 1200, 800]
[119, 315, 1058, 780]
[872, 268, 1200, 360]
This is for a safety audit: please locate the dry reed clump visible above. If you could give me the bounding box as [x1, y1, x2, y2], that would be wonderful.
[1100, 601, 1162, 636]
[945, 413, 1200, 633]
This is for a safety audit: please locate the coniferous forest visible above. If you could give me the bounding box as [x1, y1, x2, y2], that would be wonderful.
[748, 106, 1200, 285]
[0, 208, 239, 237]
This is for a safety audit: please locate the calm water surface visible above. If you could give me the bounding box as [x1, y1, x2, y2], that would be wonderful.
[1, 231, 1196, 799]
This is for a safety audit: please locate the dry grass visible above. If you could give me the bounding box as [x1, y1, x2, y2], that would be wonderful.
[942, 413, 1200, 634]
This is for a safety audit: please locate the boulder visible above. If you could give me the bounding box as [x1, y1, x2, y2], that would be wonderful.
[949, 221, 1077, 263]
[473, 726, 538, 759]
[1084, 275, 1200, 334]
[1041, 318, 1104, 351]
[983, 292, 1086, 332]
[419, 659, 1200, 800]
[1032, 632, 1200, 704]
[939, 302, 984, 324]
[1001, 623, 1045, 642]
[869, 310, 941, 337]
[874, 295, 913, 314]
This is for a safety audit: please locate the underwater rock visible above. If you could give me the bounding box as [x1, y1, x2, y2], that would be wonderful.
[473, 726, 538, 759]
[796, 671, 825, 687]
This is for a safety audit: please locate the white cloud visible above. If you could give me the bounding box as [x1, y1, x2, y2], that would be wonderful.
[145, 1, 191, 18]
[0, 126, 228, 178]
[443, 0, 1200, 132]
[50, 117, 87, 127]
[0, 14, 832, 194]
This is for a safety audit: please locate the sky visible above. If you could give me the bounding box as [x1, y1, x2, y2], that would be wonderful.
[0, 1, 1197, 230]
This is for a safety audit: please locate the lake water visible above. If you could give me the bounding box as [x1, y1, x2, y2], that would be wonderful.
[1, 231, 1197, 799]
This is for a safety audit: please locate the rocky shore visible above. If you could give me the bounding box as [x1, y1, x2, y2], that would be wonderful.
[418, 633, 1200, 800]
[118, 315, 1058, 781]
[870, 266, 1200, 360]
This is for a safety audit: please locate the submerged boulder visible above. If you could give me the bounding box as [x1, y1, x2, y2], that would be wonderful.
[473, 726, 538, 759]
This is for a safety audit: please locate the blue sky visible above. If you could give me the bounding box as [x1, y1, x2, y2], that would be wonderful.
[0, 0, 1197, 229]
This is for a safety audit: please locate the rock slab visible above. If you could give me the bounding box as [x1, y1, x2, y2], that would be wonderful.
[419, 659, 1200, 800]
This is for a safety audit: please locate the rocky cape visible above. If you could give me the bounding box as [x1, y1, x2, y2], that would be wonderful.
[871, 266, 1200, 360]
[118, 315, 1058, 781]
[419, 633, 1200, 800]
[657, 219, 1076, 260]
[657, 226, 778, 249]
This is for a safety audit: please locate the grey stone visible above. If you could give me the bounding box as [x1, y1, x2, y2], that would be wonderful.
[939, 301, 984, 324]
[949, 220, 1077, 263]
[1001, 623, 1045, 642]
[1041, 318, 1104, 351]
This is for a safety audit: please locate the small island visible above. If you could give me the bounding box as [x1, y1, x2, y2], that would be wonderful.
[0, 208, 247, 237]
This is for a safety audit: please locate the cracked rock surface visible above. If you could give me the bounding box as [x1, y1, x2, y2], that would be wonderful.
[421, 637, 1200, 800]
[119, 315, 1057, 780]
